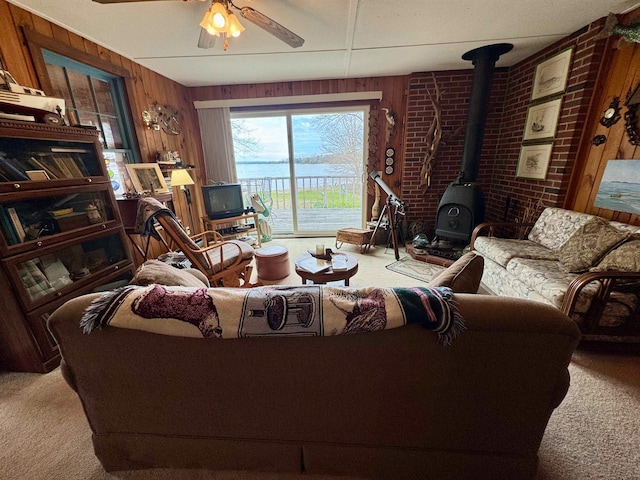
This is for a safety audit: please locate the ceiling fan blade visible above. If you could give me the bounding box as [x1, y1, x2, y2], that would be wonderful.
[198, 28, 217, 49]
[239, 7, 304, 48]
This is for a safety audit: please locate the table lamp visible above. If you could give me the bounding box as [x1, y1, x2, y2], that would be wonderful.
[170, 169, 195, 233]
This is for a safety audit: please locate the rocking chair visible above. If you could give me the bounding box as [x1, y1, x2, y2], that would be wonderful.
[137, 197, 257, 287]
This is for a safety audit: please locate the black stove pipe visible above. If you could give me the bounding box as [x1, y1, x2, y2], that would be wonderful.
[458, 43, 513, 183]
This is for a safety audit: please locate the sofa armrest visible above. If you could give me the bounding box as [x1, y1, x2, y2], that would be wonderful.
[561, 271, 640, 331]
[470, 221, 536, 250]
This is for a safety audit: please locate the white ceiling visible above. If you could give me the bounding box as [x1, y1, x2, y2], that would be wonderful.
[7, 0, 640, 87]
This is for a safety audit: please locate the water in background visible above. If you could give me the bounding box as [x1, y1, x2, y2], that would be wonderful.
[594, 180, 640, 214]
[236, 163, 354, 188]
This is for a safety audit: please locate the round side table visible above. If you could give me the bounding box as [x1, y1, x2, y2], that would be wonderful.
[294, 252, 358, 286]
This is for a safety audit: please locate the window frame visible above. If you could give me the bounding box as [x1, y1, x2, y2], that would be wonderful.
[22, 27, 141, 164]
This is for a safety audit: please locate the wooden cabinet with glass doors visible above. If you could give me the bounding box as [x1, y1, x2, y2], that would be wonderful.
[0, 120, 134, 372]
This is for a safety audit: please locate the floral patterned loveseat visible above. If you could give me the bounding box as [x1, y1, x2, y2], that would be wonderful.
[470, 207, 640, 343]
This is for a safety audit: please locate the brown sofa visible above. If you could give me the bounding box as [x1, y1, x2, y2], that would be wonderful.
[48, 287, 579, 480]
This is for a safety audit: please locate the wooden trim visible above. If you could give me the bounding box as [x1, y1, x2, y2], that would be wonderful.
[22, 27, 130, 79]
[194, 92, 383, 109]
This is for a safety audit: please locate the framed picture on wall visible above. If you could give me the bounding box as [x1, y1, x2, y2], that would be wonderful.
[531, 48, 573, 101]
[523, 98, 562, 141]
[516, 143, 553, 180]
[125, 163, 169, 194]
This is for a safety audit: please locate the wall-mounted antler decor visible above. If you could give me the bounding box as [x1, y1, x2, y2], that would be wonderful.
[420, 73, 442, 192]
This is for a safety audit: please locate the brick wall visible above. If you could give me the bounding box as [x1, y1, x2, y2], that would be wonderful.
[402, 18, 606, 237]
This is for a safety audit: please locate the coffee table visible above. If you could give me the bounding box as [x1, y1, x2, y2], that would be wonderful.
[294, 252, 358, 286]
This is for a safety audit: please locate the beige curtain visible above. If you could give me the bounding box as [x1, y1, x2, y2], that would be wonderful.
[196, 107, 238, 184]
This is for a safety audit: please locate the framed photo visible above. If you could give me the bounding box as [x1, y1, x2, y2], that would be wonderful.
[516, 143, 553, 180]
[523, 98, 562, 141]
[125, 163, 169, 194]
[531, 48, 573, 101]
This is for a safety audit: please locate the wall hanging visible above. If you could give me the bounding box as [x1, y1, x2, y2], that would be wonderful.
[594, 159, 640, 215]
[516, 143, 553, 180]
[531, 47, 573, 101]
[523, 98, 562, 141]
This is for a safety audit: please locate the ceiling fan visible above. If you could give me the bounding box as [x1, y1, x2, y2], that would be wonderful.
[92, 0, 305, 51]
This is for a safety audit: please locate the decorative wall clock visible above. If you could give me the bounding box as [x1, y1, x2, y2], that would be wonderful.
[599, 97, 621, 128]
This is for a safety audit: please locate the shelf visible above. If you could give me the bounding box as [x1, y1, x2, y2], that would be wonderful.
[0, 120, 134, 372]
[202, 212, 262, 249]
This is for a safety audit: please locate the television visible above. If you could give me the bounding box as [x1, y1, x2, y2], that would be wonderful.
[202, 183, 245, 220]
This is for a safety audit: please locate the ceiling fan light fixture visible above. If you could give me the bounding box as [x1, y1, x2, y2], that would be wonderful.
[199, 9, 219, 36]
[227, 12, 244, 37]
[210, 1, 228, 29]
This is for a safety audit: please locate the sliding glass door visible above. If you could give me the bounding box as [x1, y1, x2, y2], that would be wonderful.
[231, 106, 367, 236]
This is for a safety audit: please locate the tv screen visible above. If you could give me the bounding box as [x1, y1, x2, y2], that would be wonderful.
[202, 183, 245, 219]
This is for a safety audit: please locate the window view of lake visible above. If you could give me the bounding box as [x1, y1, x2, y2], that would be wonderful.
[231, 109, 366, 235]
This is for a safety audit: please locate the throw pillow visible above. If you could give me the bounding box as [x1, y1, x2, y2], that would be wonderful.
[590, 240, 640, 272]
[131, 260, 208, 287]
[427, 252, 484, 293]
[557, 219, 630, 273]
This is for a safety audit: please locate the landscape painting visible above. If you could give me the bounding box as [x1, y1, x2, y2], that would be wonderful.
[594, 160, 640, 215]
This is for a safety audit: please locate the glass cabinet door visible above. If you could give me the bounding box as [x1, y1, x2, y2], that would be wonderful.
[0, 186, 118, 252]
[6, 229, 129, 311]
[0, 135, 105, 182]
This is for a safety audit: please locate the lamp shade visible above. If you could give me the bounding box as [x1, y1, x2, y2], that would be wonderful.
[170, 169, 195, 187]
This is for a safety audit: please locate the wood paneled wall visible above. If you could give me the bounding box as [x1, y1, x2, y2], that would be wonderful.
[0, 0, 205, 232]
[567, 15, 640, 226]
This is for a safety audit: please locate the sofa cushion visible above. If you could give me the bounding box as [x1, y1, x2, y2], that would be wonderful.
[527, 208, 595, 250]
[473, 237, 557, 267]
[131, 260, 208, 287]
[591, 240, 640, 272]
[557, 219, 630, 273]
[427, 252, 484, 293]
[205, 240, 255, 274]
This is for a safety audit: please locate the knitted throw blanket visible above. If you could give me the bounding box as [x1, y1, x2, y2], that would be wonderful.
[81, 285, 465, 345]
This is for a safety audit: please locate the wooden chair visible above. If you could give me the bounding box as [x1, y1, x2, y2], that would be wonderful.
[138, 198, 257, 287]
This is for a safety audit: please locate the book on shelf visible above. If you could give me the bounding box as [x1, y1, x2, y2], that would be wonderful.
[52, 156, 76, 178]
[6, 207, 26, 242]
[0, 205, 18, 244]
[59, 154, 85, 178]
[29, 155, 63, 179]
[72, 153, 90, 176]
[29, 156, 58, 179]
[296, 256, 331, 274]
[25, 170, 51, 181]
[0, 154, 29, 181]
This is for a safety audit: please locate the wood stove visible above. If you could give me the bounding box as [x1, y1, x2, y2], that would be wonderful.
[434, 43, 513, 245]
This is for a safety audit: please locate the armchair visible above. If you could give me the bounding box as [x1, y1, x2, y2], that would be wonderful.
[136, 197, 257, 287]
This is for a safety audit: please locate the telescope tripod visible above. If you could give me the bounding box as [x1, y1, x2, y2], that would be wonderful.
[370, 196, 405, 260]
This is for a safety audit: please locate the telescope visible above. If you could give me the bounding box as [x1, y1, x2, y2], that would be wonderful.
[370, 171, 404, 206]
[369, 171, 405, 260]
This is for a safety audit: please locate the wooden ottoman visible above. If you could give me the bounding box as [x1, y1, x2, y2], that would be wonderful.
[335, 227, 373, 253]
[254, 245, 290, 280]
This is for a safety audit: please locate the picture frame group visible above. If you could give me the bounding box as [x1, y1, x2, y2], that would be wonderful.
[517, 47, 573, 181]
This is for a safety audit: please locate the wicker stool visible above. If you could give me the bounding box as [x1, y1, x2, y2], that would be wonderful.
[254, 245, 290, 280]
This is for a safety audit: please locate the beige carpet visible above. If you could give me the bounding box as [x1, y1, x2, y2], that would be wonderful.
[2, 239, 639, 480]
